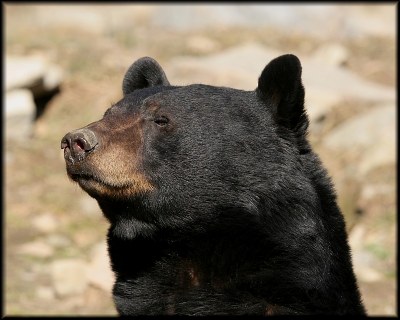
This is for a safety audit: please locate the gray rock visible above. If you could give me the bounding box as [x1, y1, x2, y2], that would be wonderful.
[323, 104, 395, 175]
[36, 286, 55, 300]
[34, 6, 106, 34]
[8, 5, 396, 40]
[18, 240, 54, 258]
[31, 64, 63, 98]
[6, 55, 63, 97]
[352, 250, 383, 283]
[87, 242, 114, 292]
[151, 5, 395, 39]
[186, 35, 220, 54]
[51, 259, 89, 297]
[167, 42, 281, 89]
[348, 224, 366, 251]
[301, 62, 394, 119]
[32, 212, 59, 233]
[5, 55, 46, 92]
[360, 183, 394, 202]
[79, 196, 100, 217]
[311, 43, 349, 67]
[5, 89, 35, 140]
[45, 234, 72, 248]
[167, 43, 394, 123]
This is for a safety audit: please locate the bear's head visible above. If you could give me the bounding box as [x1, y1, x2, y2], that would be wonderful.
[61, 55, 312, 237]
[61, 56, 366, 316]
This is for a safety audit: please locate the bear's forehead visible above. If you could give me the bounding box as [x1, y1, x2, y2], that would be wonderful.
[146, 84, 246, 107]
[109, 84, 252, 116]
[130, 84, 242, 102]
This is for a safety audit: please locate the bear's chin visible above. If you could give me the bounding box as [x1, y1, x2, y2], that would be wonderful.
[69, 173, 135, 200]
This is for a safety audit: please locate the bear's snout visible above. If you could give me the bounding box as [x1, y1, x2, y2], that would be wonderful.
[61, 128, 98, 164]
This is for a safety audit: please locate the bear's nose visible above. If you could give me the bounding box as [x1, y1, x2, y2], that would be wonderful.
[61, 128, 98, 163]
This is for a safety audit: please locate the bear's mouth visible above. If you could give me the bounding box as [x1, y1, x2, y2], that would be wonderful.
[69, 172, 129, 190]
[68, 171, 149, 200]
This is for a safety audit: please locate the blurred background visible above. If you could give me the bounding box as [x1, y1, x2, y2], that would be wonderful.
[4, 4, 396, 316]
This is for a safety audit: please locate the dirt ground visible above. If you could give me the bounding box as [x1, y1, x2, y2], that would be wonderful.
[4, 5, 397, 316]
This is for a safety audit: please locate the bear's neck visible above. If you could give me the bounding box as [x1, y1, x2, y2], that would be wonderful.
[97, 192, 363, 313]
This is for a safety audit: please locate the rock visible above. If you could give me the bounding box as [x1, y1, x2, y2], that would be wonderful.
[79, 197, 100, 217]
[305, 91, 342, 124]
[45, 234, 72, 248]
[167, 42, 394, 125]
[5, 55, 63, 139]
[167, 42, 281, 89]
[32, 213, 58, 233]
[352, 250, 384, 283]
[36, 286, 55, 300]
[9, 5, 395, 40]
[311, 43, 349, 67]
[5, 55, 46, 92]
[360, 183, 393, 202]
[34, 6, 106, 34]
[18, 240, 54, 258]
[51, 259, 89, 297]
[344, 5, 396, 38]
[151, 5, 395, 39]
[323, 104, 395, 175]
[6, 55, 63, 98]
[5, 151, 14, 165]
[363, 182, 393, 198]
[5, 89, 35, 140]
[358, 280, 397, 316]
[87, 242, 114, 292]
[30, 64, 63, 98]
[72, 230, 98, 247]
[348, 224, 366, 251]
[300, 62, 394, 123]
[186, 36, 219, 54]
[356, 266, 384, 283]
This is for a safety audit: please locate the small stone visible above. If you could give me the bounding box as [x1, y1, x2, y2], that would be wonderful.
[6, 55, 46, 91]
[45, 234, 71, 248]
[352, 250, 383, 282]
[360, 184, 393, 202]
[32, 213, 58, 233]
[36, 286, 55, 300]
[348, 224, 366, 250]
[79, 197, 100, 217]
[18, 240, 54, 258]
[30, 64, 63, 98]
[5, 152, 14, 165]
[355, 266, 384, 283]
[305, 89, 341, 124]
[73, 230, 98, 247]
[323, 104, 395, 175]
[187, 36, 219, 54]
[87, 242, 114, 292]
[51, 259, 89, 297]
[312, 43, 349, 66]
[5, 89, 35, 140]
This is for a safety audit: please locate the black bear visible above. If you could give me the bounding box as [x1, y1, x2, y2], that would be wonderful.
[61, 55, 366, 315]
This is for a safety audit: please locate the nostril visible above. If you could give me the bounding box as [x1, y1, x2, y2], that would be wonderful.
[61, 129, 98, 163]
[74, 137, 86, 151]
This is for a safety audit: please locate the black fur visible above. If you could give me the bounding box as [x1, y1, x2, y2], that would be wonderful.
[62, 55, 366, 315]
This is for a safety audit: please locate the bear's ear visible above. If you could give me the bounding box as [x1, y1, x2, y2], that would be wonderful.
[256, 54, 307, 132]
[122, 57, 170, 95]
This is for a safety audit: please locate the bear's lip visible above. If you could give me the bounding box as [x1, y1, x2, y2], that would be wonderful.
[68, 172, 131, 191]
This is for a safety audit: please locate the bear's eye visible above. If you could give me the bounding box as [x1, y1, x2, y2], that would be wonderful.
[154, 116, 169, 127]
